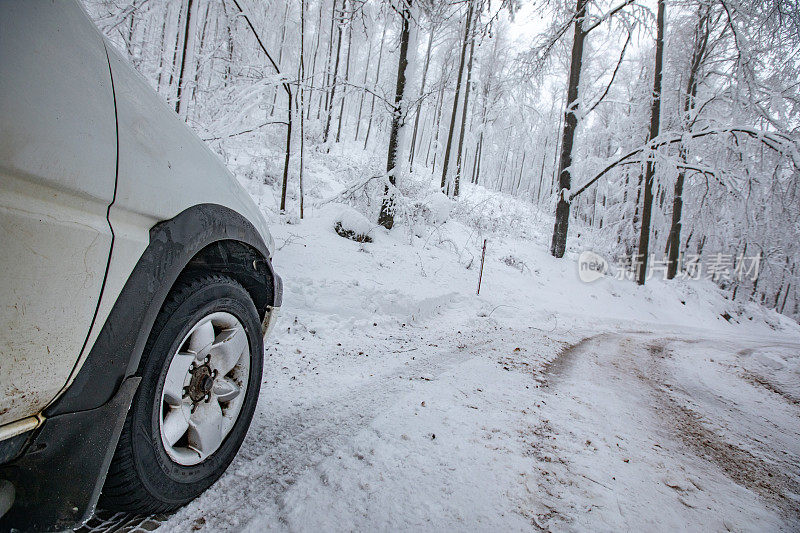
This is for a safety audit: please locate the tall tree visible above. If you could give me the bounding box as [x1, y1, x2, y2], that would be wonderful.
[353, 23, 374, 140]
[550, 0, 587, 258]
[378, 0, 414, 229]
[453, 10, 476, 197]
[439, 0, 474, 193]
[408, 20, 437, 167]
[323, 0, 346, 143]
[307, 0, 325, 119]
[667, 4, 710, 279]
[299, 0, 307, 218]
[175, 0, 198, 118]
[336, 21, 353, 142]
[229, 0, 293, 213]
[472, 28, 500, 186]
[549, 0, 636, 257]
[635, 0, 665, 285]
[320, 0, 338, 119]
[269, 1, 291, 116]
[363, 20, 388, 148]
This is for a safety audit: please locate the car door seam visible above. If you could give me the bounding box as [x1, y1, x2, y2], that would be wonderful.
[61, 43, 122, 405]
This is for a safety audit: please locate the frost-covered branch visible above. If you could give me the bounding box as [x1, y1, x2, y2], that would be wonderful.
[570, 127, 800, 200]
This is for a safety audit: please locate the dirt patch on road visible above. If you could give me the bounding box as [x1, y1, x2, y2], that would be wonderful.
[665, 399, 799, 520]
[741, 370, 800, 406]
[541, 335, 602, 383]
[635, 344, 800, 522]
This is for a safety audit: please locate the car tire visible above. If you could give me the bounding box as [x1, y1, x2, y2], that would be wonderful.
[99, 273, 263, 514]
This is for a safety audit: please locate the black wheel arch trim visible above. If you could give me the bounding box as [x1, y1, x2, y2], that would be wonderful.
[47, 202, 281, 417]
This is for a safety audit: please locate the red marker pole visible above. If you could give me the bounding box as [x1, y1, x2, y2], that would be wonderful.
[477, 239, 487, 295]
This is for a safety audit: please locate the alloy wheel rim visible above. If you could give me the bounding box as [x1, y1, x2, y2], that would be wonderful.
[158, 311, 250, 466]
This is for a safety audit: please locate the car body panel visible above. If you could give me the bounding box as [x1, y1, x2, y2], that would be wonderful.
[72, 35, 276, 385]
[48, 3, 277, 407]
[0, 1, 116, 425]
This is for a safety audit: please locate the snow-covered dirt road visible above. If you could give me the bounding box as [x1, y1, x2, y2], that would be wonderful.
[135, 323, 796, 532]
[81, 205, 800, 533]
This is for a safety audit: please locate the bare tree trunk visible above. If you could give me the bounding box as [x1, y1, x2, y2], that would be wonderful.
[427, 54, 450, 168]
[299, 0, 306, 218]
[354, 26, 374, 140]
[779, 282, 791, 314]
[221, 0, 234, 86]
[270, 2, 291, 116]
[453, 15, 476, 197]
[336, 21, 353, 142]
[515, 150, 526, 195]
[168, 1, 185, 98]
[732, 243, 747, 300]
[207, 6, 221, 91]
[536, 137, 549, 204]
[472, 31, 496, 186]
[667, 5, 709, 279]
[409, 23, 436, 167]
[155, 4, 170, 91]
[497, 132, 511, 191]
[306, 0, 325, 119]
[636, 0, 666, 285]
[378, 0, 413, 229]
[320, 0, 337, 119]
[175, 0, 198, 118]
[750, 252, 761, 299]
[363, 20, 388, 149]
[323, 0, 345, 143]
[550, 0, 586, 257]
[440, 0, 474, 192]
[472, 136, 481, 184]
[191, 2, 210, 111]
[779, 263, 793, 314]
[230, 0, 292, 214]
[125, 1, 138, 66]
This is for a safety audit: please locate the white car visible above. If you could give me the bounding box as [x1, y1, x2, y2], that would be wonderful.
[0, 2, 282, 530]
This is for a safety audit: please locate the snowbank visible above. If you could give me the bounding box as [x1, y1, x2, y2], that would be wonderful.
[332, 205, 374, 243]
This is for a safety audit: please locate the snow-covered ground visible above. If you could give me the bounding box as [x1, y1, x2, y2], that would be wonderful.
[140, 156, 800, 532]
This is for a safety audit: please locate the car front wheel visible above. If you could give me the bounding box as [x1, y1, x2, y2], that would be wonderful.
[100, 273, 263, 514]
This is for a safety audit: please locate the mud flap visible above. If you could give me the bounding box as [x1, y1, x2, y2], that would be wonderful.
[0, 377, 140, 532]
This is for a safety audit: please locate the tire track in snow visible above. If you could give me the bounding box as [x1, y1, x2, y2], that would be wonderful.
[521, 332, 799, 531]
[159, 327, 499, 531]
[637, 339, 800, 524]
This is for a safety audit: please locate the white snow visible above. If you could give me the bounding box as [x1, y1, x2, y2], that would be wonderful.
[423, 191, 453, 224]
[155, 157, 800, 532]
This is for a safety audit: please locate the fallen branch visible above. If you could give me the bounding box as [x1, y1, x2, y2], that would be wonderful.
[314, 173, 390, 207]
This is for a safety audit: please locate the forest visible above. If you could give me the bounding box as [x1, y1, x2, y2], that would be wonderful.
[84, 0, 800, 319]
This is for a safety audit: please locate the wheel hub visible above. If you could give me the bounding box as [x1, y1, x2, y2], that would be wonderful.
[186, 363, 215, 403]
